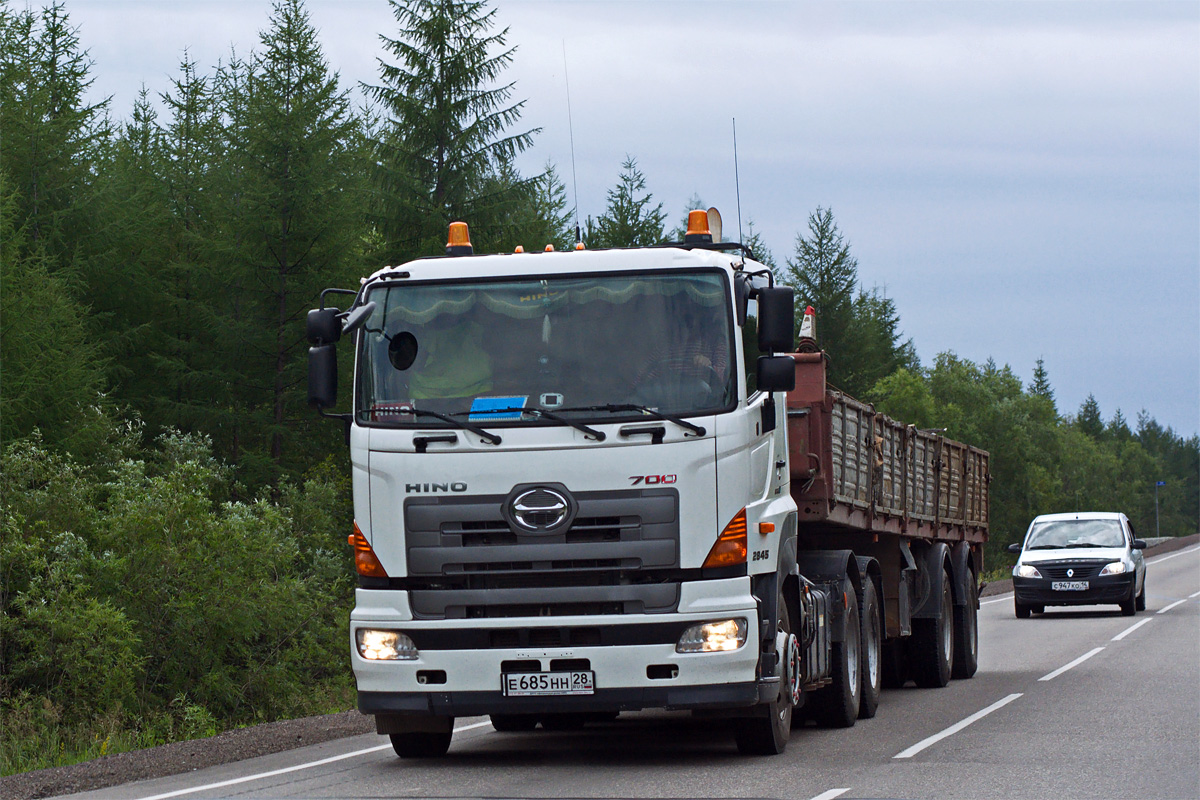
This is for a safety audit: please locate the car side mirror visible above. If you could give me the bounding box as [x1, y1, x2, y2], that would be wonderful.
[1131, 539, 1147, 550]
[757, 355, 796, 393]
[1006, 542, 1022, 554]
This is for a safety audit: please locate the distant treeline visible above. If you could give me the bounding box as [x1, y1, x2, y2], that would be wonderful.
[2, 0, 1196, 774]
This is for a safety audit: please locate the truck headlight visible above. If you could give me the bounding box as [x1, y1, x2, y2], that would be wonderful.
[356, 629, 418, 660]
[1014, 564, 1042, 579]
[676, 618, 747, 653]
[1098, 561, 1128, 576]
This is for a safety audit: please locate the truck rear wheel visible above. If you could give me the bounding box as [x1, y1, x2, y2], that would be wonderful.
[809, 579, 861, 728]
[911, 567, 954, 688]
[951, 570, 979, 679]
[389, 730, 452, 758]
[735, 594, 794, 755]
[858, 579, 882, 719]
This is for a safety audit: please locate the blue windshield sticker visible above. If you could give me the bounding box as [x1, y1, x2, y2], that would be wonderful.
[469, 396, 527, 421]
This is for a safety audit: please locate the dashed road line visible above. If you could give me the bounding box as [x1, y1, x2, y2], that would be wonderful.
[1189, 590, 1200, 599]
[1158, 598, 1188, 614]
[893, 693, 1023, 759]
[1039, 646, 1104, 681]
[1112, 618, 1154, 641]
[808, 789, 851, 800]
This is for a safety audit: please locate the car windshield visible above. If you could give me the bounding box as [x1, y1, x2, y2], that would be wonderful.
[356, 271, 735, 426]
[1025, 518, 1125, 549]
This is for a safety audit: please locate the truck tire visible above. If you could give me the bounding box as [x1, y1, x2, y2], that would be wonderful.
[951, 570, 979, 679]
[389, 730, 452, 758]
[735, 594, 794, 755]
[910, 568, 954, 688]
[857, 579, 882, 719]
[809, 579, 861, 728]
[490, 714, 539, 732]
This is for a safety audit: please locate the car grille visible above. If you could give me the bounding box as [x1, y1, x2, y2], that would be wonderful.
[1036, 560, 1109, 580]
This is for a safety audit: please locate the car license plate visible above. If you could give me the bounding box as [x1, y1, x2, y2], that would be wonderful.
[1052, 580, 1089, 591]
[502, 671, 594, 697]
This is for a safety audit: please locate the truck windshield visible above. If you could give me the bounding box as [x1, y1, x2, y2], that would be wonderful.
[1025, 518, 1125, 549]
[356, 271, 735, 426]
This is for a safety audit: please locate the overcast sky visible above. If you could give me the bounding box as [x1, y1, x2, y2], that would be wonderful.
[65, 0, 1200, 438]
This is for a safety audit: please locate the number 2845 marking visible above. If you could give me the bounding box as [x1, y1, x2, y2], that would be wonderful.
[751, 549, 770, 562]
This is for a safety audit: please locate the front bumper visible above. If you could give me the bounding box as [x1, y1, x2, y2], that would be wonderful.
[1013, 573, 1134, 607]
[350, 577, 763, 717]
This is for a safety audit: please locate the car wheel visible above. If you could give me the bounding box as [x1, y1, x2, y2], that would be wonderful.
[1120, 583, 1137, 616]
[490, 714, 539, 732]
[389, 730, 453, 758]
[1031, 604, 1044, 615]
[1135, 580, 1146, 611]
[1015, 600, 1031, 619]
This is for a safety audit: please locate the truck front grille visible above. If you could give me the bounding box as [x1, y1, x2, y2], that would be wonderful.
[403, 488, 680, 619]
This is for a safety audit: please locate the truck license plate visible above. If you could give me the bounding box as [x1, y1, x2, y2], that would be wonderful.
[502, 671, 594, 697]
[1051, 580, 1089, 591]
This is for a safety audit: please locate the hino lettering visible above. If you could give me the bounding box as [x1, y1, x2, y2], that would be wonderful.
[405, 482, 467, 493]
[307, 213, 990, 759]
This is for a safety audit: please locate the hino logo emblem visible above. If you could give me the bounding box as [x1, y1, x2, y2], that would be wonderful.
[510, 487, 569, 531]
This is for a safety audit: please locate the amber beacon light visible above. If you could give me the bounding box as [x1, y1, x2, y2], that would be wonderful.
[446, 221, 473, 256]
[684, 209, 713, 244]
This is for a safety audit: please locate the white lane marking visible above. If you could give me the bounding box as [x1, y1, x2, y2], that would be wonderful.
[1111, 618, 1154, 641]
[893, 693, 1023, 759]
[135, 720, 494, 800]
[980, 594, 1012, 605]
[1158, 598, 1188, 614]
[809, 789, 851, 800]
[1190, 590, 1200, 599]
[1146, 545, 1200, 565]
[1039, 646, 1104, 681]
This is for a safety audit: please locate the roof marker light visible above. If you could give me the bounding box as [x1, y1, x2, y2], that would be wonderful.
[574, 242, 585, 250]
[446, 222, 473, 256]
[545, 244, 555, 252]
[684, 209, 713, 244]
[514, 245, 525, 253]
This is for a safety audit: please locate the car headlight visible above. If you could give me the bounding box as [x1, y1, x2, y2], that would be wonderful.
[1014, 564, 1042, 579]
[356, 629, 418, 660]
[676, 618, 748, 653]
[1098, 561, 1128, 576]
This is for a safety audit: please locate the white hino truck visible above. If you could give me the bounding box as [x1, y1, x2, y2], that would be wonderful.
[306, 213, 990, 757]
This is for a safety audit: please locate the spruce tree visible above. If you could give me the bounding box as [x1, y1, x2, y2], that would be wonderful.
[1076, 394, 1104, 439]
[584, 156, 666, 248]
[366, 0, 539, 261]
[785, 207, 858, 386]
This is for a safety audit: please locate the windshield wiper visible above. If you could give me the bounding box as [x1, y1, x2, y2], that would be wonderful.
[366, 405, 501, 446]
[562, 404, 706, 438]
[468, 407, 606, 441]
[1026, 544, 1064, 550]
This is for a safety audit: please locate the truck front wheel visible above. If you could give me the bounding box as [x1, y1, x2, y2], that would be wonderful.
[389, 730, 453, 758]
[809, 578, 861, 728]
[735, 594, 794, 755]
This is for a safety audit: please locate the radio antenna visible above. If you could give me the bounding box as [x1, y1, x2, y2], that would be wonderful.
[563, 41, 581, 245]
[733, 118, 744, 249]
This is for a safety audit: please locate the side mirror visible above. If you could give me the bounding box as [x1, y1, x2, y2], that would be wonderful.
[342, 301, 376, 336]
[1131, 539, 1147, 550]
[757, 355, 796, 393]
[308, 345, 337, 408]
[307, 308, 341, 345]
[757, 286, 795, 352]
[1006, 542, 1022, 554]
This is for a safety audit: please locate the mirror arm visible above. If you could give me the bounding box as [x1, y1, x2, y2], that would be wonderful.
[317, 407, 353, 446]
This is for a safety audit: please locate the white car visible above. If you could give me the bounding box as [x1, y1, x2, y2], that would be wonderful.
[1008, 512, 1147, 618]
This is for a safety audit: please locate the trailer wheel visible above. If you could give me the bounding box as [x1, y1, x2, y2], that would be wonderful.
[858, 579, 882, 718]
[911, 567, 954, 688]
[809, 579, 861, 728]
[389, 730, 452, 758]
[951, 570, 979, 679]
[735, 594, 794, 755]
[490, 714, 539, 732]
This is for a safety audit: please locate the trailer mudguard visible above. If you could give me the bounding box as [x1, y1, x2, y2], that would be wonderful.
[950, 541, 976, 608]
[910, 542, 951, 619]
[794, 550, 861, 643]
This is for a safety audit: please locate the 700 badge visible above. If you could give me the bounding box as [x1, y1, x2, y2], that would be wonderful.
[629, 474, 677, 485]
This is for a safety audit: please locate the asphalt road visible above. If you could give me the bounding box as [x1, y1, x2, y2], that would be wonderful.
[61, 545, 1200, 800]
